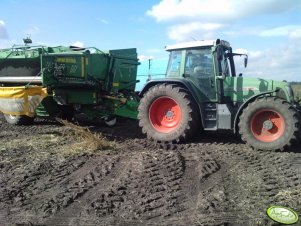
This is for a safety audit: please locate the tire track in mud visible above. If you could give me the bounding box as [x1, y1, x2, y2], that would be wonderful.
[2, 152, 121, 225]
[38, 154, 120, 217]
[1, 153, 94, 223]
[41, 146, 187, 225]
[192, 143, 301, 226]
[133, 137, 301, 226]
[100, 140, 301, 225]
[42, 153, 128, 225]
[229, 148, 301, 207]
[42, 139, 222, 226]
[120, 140, 223, 225]
[1, 116, 301, 226]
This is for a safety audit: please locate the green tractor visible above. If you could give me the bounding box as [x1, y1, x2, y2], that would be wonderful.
[138, 39, 301, 151]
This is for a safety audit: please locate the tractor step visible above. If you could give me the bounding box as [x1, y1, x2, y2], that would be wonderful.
[203, 103, 232, 130]
[203, 103, 217, 130]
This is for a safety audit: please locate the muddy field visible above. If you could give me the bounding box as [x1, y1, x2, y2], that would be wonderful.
[0, 114, 301, 226]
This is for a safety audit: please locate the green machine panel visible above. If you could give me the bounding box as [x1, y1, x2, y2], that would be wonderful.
[109, 48, 139, 92]
[42, 53, 109, 88]
[41, 48, 139, 93]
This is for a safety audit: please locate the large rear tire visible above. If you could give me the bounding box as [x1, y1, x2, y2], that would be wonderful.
[138, 84, 199, 143]
[239, 97, 300, 151]
[4, 114, 34, 125]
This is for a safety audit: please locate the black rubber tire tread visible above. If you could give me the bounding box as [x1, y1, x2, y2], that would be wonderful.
[138, 83, 200, 143]
[60, 105, 75, 121]
[3, 114, 34, 125]
[238, 97, 300, 151]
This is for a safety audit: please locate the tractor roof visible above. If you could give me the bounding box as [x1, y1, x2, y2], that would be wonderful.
[165, 39, 230, 51]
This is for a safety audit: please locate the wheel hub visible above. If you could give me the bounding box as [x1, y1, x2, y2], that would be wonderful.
[165, 110, 174, 119]
[263, 120, 274, 130]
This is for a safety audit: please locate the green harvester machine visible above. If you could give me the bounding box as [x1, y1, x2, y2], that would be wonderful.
[0, 38, 300, 151]
[0, 38, 139, 126]
[41, 46, 140, 124]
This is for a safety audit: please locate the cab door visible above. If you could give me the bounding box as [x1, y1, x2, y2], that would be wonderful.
[184, 48, 217, 101]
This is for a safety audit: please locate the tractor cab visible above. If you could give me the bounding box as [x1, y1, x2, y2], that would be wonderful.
[164, 39, 248, 103]
[164, 39, 290, 105]
[165, 39, 246, 78]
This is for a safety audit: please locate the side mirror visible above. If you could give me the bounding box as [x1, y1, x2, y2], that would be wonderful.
[244, 55, 248, 68]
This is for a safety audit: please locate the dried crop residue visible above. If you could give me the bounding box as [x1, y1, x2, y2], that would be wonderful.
[0, 115, 300, 226]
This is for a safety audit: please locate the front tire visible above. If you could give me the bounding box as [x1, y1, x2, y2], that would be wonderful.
[138, 84, 199, 143]
[239, 97, 300, 151]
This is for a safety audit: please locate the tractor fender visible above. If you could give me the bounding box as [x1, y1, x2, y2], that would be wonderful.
[233, 90, 278, 134]
[139, 79, 205, 127]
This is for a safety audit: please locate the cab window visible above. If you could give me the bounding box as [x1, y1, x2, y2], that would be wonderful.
[185, 49, 213, 77]
[166, 50, 181, 77]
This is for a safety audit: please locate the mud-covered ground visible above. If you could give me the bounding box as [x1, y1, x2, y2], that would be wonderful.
[0, 114, 301, 226]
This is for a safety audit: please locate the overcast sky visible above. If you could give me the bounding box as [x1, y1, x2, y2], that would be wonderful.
[0, 0, 300, 81]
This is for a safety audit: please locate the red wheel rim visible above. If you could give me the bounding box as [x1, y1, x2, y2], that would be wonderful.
[250, 109, 285, 142]
[149, 97, 182, 133]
